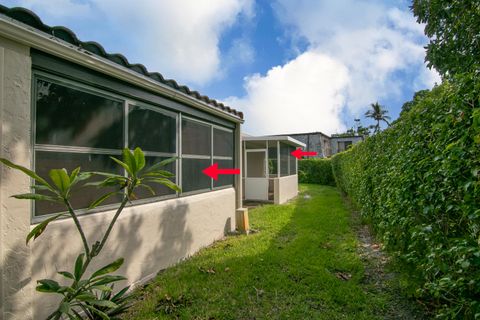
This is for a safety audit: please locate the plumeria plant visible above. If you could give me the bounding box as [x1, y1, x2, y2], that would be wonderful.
[0, 147, 180, 320]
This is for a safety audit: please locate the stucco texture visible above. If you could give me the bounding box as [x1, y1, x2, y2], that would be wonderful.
[31, 188, 235, 319]
[0, 35, 237, 319]
[274, 175, 299, 204]
[0, 36, 34, 320]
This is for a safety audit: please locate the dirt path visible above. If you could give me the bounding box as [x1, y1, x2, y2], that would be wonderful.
[351, 208, 429, 319]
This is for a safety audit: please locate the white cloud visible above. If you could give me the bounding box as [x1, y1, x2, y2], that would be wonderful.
[225, 37, 255, 67]
[225, 51, 349, 135]
[14, 0, 92, 18]
[226, 0, 440, 135]
[8, 0, 254, 85]
[93, 0, 254, 85]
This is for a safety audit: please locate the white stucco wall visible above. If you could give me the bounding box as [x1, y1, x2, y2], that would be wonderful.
[31, 188, 235, 319]
[0, 34, 238, 319]
[0, 36, 34, 320]
[273, 175, 298, 204]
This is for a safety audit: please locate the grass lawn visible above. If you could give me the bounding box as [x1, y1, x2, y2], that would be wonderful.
[123, 184, 413, 319]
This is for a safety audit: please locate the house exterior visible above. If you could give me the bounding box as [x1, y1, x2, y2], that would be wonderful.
[284, 131, 332, 158]
[242, 135, 305, 204]
[330, 135, 364, 154]
[282, 132, 364, 157]
[0, 6, 245, 319]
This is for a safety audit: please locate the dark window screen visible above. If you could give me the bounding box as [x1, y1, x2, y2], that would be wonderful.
[289, 146, 297, 175]
[280, 143, 289, 176]
[182, 119, 211, 156]
[213, 128, 233, 157]
[129, 106, 176, 153]
[182, 158, 211, 192]
[34, 151, 123, 216]
[213, 159, 234, 188]
[134, 156, 177, 200]
[35, 79, 124, 149]
[268, 141, 278, 175]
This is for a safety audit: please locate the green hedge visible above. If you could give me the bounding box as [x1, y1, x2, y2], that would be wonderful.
[298, 158, 335, 186]
[332, 73, 480, 318]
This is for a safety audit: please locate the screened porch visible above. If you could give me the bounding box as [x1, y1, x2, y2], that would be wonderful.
[242, 135, 305, 204]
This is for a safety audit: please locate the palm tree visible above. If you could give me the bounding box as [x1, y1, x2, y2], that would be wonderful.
[365, 102, 390, 133]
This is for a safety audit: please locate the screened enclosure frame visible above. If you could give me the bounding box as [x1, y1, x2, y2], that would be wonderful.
[30, 69, 237, 223]
[243, 138, 301, 178]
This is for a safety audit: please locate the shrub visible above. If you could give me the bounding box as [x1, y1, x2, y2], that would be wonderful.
[298, 158, 335, 186]
[331, 72, 480, 318]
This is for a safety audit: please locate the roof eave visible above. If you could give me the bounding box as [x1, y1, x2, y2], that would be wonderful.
[0, 15, 244, 124]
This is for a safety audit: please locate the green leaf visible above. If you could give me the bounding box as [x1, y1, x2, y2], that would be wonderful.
[36, 279, 61, 293]
[91, 258, 124, 279]
[49, 169, 71, 194]
[74, 253, 85, 281]
[142, 170, 175, 178]
[133, 147, 146, 172]
[111, 285, 130, 301]
[26, 213, 66, 245]
[90, 275, 127, 286]
[13, 193, 59, 202]
[75, 293, 97, 301]
[69, 167, 81, 184]
[89, 299, 119, 308]
[84, 305, 109, 320]
[88, 172, 125, 178]
[0, 158, 52, 188]
[110, 156, 133, 176]
[144, 178, 181, 193]
[90, 285, 114, 292]
[30, 184, 54, 191]
[58, 271, 74, 280]
[122, 148, 137, 175]
[88, 191, 119, 210]
[144, 157, 177, 173]
[58, 302, 71, 314]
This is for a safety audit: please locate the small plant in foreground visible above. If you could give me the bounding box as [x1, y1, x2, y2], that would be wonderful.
[0, 147, 180, 319]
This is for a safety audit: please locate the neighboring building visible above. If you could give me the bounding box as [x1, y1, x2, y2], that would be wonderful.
[279, 132, 364, 157]
[285, 131, 332, 158]
[330, 135, 364, 154]
[242, 135, 305, 204]
[0, 6, 245, 319]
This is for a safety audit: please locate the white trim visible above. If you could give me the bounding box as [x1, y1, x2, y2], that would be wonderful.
[181, 154, 211, 160]
[35, 145, 122, 155]
[242, 135, 306, 148]
[0, 16, 243, 124]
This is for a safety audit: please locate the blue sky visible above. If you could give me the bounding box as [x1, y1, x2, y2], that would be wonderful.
[2, 0, 440, 135]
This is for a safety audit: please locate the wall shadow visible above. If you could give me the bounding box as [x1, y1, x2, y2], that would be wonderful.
[142, 186, 391, 319]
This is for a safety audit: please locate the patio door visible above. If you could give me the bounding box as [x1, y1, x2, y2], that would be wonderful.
[244, 149, 268, 201]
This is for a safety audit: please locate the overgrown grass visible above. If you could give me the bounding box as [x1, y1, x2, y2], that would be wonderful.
[124, 185, 407, 319]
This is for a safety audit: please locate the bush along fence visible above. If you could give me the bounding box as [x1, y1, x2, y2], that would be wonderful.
[298, 158, 335, 186]
[331, 73, 480, 318]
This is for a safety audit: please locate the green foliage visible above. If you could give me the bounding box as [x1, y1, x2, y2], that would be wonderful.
[298, 158, 335, 186]
[332, 72, 480, 318]
[400, 89, 430, 116]
[364, 102, 390, 133]
[412, 0, 480, 77]
[126, 185, 422, 319]
[0, 147, 179, 319]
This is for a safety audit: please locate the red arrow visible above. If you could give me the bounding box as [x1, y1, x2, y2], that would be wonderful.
[202, 163, 240, 180]
[291, 148, 318, 159]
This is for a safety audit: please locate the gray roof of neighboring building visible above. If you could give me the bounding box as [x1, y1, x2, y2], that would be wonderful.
[0, 5, 243, 120]
[274, 131, 331, 138]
